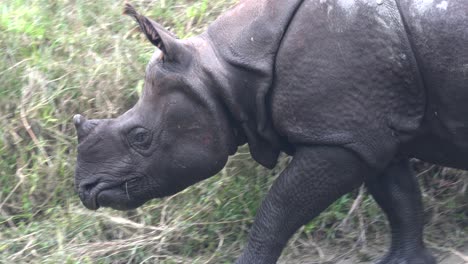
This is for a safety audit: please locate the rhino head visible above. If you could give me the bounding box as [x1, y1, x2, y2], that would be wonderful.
[73, 4, 240, 210]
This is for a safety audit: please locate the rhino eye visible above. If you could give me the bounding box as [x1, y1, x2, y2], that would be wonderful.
[128, 127, 152, 150]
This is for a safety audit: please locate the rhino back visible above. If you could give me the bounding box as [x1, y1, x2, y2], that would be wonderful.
[398, 0, 468, 168]
[271, 0, 426, 169]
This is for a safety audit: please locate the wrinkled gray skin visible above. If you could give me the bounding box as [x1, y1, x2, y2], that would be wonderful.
[74, 0, 468, 263]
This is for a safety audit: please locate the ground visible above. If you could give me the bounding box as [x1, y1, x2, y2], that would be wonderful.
[283, 245, 468, 264]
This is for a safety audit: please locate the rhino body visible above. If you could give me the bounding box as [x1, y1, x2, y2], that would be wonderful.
[74, 0, 468, 263]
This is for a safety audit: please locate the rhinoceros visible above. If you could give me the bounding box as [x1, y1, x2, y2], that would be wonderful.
[73, 0, 468, 263]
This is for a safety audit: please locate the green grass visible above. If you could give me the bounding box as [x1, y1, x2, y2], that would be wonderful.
[0, 0, 466, 263]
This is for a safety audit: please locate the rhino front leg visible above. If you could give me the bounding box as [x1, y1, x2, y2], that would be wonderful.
[236, 146, 374, 264]
[366, 160, 436, 264]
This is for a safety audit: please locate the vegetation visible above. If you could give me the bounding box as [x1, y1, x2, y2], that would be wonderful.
[0, 0, 466, 263]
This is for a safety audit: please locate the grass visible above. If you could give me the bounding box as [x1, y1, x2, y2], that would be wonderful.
[0, 0, 466, 263]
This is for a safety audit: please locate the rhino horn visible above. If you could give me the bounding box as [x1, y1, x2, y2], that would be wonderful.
[123, 3, 183, 61]
[73, 114, 99, 142]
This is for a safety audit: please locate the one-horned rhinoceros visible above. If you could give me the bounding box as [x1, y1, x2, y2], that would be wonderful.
[73, 0, 467, 263]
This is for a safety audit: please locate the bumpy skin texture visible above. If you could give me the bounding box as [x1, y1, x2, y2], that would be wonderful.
[367, 160, 436, 264]
[399, 0, 468, 168]
[272, 0, 425, 170]
[73, 0, 468, 263]
[236, 146, 371, 263]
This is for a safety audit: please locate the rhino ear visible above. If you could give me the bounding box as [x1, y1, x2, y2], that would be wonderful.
[123, 3, 181, 60]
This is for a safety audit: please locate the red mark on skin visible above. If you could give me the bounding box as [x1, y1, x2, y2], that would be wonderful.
[202, 135, 212, 145]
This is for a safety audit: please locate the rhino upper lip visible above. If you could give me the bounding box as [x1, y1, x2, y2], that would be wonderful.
[79, 176, 141, 210]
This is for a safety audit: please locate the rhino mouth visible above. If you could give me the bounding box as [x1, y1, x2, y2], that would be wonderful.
[78, 176, 141, 210]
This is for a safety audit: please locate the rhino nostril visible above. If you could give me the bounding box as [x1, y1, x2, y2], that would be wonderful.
[80, 180, 99, 194]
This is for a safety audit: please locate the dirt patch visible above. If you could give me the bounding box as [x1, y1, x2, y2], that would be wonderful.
[279, 244, 468, 264]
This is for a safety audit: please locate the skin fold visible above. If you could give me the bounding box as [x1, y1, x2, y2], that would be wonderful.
[74, 1, 467, 263]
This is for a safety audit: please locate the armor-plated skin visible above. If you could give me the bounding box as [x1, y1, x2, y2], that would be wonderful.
[400, 0, 468, 168]
[73, 0, 467, 263]
[272, 0, 425, 169]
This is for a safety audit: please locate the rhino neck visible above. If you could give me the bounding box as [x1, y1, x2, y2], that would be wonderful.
[199, 0, 303, 168]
